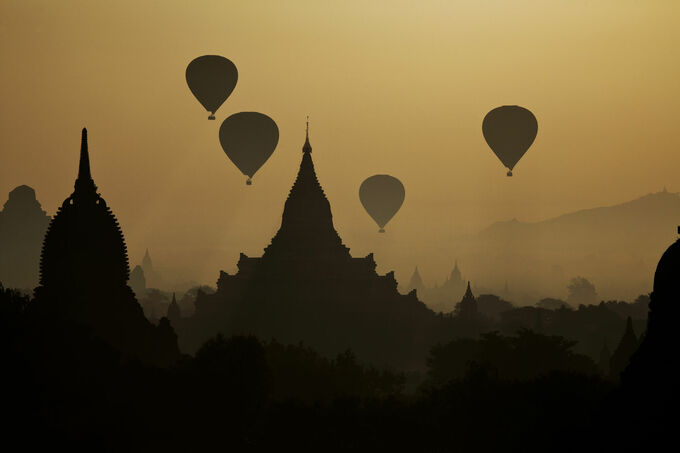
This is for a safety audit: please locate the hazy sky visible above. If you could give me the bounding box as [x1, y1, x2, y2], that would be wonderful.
[1, 1, 679, 289]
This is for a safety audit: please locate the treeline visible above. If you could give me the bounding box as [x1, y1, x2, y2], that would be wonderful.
[426, 329, 598, 386]
[3, 283, 638, 451]
[443, 293, 649, 362]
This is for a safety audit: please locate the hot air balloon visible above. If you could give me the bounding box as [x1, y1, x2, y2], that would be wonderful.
[482, 105, 538, 176]
[185, 55, 238, 120]
[219, 112, 279, 185]
[359, 175, 405, 233]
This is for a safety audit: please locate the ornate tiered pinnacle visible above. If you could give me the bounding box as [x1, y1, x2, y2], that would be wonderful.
[302, 119, 312, 154]
[73, 128, 98, 203]
[462, 281, 474, 301]
[263, 123, 349, 260]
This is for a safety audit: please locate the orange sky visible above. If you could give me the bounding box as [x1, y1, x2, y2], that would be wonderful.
[1, 1, 679, 291]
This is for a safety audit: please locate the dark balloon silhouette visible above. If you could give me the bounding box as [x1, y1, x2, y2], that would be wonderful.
[219, 112, 279, 185]
[359, 175, 405, 233]
[482, 105, 538, 176]
[185, 55, 238, 120]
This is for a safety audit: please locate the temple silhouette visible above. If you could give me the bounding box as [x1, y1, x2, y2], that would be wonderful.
[0, 185, 51, 291]
[406, 266, 426, 296]
[34, 129, 179, 366]
[186, 124, 445, 368]
[454, 282, 478, 320]
[140, 248, 163, 288]
[609, 316, 638, 381]
[588, 227, 680, 451]
[406, 262, 468, 312]
[623, 226, 680, 398]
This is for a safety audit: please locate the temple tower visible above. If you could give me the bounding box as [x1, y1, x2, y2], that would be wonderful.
[0, 185, 51, 289]
[262, 121, 350, 263]
[35, 129, 178, 366]
[454, 282, 478, 320]
[191, 123, 438, 368]
[407, 266, 426, 296]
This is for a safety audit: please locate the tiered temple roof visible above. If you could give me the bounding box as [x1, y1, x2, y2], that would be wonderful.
[262, 124, 350, 262]
[215, 124, 384, 288]
[190, 125, 438, 368]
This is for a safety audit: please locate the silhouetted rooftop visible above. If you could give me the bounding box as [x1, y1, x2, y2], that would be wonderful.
[262, 124, 349, 261]
[653, 227, 680, 301]
[39, 128, 129, 290]
[2, 185, 46, 214]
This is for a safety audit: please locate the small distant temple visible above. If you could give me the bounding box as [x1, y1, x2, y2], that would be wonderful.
[143, 249, 153, 273]
[407, 261, 467, 312]
[141, 248, 161, 288]
[35, 129, 178, 366]
[454, 281, 478, 320]
[129, 264, 146, 299]
[167, 292, 181, 327]
[406, 266, 426, 297]
[189, 124, 442, 368]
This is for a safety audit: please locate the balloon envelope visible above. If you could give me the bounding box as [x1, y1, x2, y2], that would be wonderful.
[219, 112, 279, 183]
[482, 105, 538, 175]
[359, 175, 405, 232]
[186, 55, 238, 119]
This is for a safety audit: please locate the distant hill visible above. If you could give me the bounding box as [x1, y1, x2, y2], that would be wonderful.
[467, 190, 680, 302]
[480, 190, 680, 245]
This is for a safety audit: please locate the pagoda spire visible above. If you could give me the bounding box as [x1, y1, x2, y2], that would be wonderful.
[74, 127, 97, 197]
[78, 128, 91, 180]
[408, 266, 425, 294]
[303, 116, 312, 154]
[464, 281, 473, 299]
[450, 260, 460, 278]
[168, 292, 181, 322]
[142, 248, 153, 272]
[454, 280, 477, 319]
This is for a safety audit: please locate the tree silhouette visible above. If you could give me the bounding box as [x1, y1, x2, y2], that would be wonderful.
[567, 276, 598, 306]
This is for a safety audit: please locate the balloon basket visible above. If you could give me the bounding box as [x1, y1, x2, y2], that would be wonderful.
[506, 170, 513, 177]
[208, 114, 216, 120]
[378, 228, 385, 233]
[246, 178, 252, 186]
